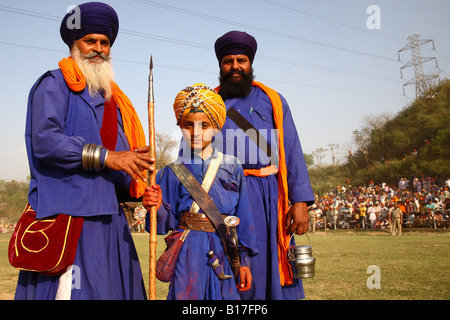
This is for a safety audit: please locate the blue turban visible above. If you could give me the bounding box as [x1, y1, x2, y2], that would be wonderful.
[60, 2, 119, 48]
[214, 31, 257, 64]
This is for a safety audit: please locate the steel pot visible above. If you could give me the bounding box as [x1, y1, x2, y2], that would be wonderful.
[288, 234, 315, 279]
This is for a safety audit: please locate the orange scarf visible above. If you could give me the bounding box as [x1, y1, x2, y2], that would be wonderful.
[216, 81, 293, 286]
[252, 81, 292, 286]
[58, 57, 147, 198]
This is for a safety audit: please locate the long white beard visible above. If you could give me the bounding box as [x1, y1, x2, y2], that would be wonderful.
[71, 45, 114, 99]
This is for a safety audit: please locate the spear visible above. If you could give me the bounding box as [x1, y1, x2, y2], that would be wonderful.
[147, 55, 157, 300]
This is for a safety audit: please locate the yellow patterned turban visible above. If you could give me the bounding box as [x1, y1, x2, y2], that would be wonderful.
[173, 83, 227, 129]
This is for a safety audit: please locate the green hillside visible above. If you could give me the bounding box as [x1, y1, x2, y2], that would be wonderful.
[310, 79, 450, 195]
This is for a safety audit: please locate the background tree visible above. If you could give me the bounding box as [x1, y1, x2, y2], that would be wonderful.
[155, 132, 178, 170]
[303, 153, 314, 168]
[311, 79, 450, 193]
[361, 112, 392, 163]
[312, 147, 327, 167]
[352, 128, 371, 166]
[328, 143, 339, 165]
[0, 179, 29, 222]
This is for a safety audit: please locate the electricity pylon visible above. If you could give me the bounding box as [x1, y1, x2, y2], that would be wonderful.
[398, 34, 439, 97]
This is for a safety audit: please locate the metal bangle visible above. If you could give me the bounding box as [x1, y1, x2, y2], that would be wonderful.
[93, 144, 103, 172]
[82, 143, 91, 171]
[88, 143, 96, 172]
[82, 143, 105, 172]
[102, 149, 109, 169]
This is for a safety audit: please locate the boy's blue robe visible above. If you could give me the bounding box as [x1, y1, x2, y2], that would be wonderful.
[147, 150, 258, 300]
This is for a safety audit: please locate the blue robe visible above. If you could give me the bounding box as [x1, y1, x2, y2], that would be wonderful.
[146, 149, 258, 300]
[15, 69, 146, 300]
[217, 85, 315, 300]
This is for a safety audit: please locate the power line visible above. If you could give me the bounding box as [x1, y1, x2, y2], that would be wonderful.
[260, 77, 402, 96]
[0, 41, 216, 75]
[257, 54, 401, 82]
[0, 41, 399, 97]
[133, 0, 398, 62]
[0, 4, 59, 21]
[120, 29, 211, 50]
[122, 29, 401, 82]
[261, 0, 404, 43]
[0, 5, 401, 83]
[0, 41, 66, 54]
[436, 50, 450, 64]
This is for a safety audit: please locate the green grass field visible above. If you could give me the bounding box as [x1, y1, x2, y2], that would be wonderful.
[1, 230, 449, 300]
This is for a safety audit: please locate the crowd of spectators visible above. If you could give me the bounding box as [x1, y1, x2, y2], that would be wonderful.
[126, 176, 450, 234]
[0, 217, 16, 234]
[2, 177, 449, 235]
[119, 202, 147, 232]
[308, 176, 450, 233]
[131, 205, 147, 232]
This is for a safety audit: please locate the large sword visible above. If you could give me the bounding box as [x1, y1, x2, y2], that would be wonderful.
[147, 55, 157, 300]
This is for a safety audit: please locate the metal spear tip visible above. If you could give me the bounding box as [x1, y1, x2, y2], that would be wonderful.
[150, 55, 153, 71]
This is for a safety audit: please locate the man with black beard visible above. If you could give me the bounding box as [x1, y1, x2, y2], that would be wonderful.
[214, 31, 315, 300]
[218, 59, 254, 100]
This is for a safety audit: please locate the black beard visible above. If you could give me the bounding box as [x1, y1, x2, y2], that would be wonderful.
[218, 68, 254, 100]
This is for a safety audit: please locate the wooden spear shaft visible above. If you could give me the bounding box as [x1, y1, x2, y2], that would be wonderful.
[147, 55, 157, 300]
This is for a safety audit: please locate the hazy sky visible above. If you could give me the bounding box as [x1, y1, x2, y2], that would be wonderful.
[1, 0, 449, 181]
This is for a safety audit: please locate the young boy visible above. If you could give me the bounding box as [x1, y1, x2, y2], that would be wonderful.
[143, 84, 258, 300]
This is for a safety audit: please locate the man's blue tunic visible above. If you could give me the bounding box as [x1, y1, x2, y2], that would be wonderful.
[15, 69, 146, 300]
[218, 85, 315, 300]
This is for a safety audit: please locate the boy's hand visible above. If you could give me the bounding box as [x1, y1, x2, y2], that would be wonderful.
[143, 184, 162, 211]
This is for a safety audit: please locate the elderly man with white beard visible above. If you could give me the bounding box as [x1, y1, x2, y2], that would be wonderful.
[13, 2, 153, 300]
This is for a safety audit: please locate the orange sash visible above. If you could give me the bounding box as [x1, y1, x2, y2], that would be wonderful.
[58, 57, 147, 198]
[243, 164, 278, 177]
[216, 81, 293, 286]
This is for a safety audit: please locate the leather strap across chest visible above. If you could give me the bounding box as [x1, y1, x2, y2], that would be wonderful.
[168, 152, 230, 256]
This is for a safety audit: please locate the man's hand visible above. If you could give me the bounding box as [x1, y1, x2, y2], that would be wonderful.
[143, 184, 162, 211]
[285, 202, 309, 235]
[105, 146, 155, 183]
[237, 266, 252, 291]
